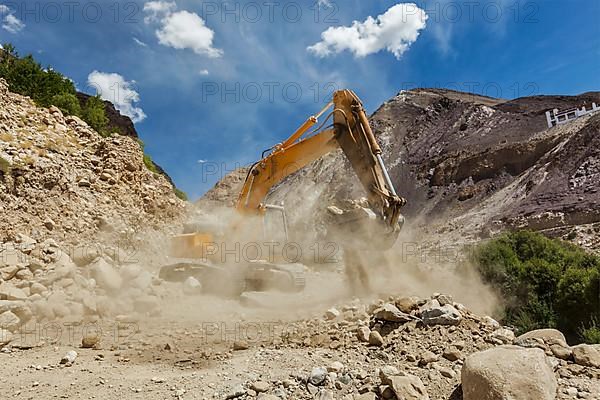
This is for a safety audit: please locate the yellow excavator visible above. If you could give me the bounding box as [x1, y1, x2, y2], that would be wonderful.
[159, 89, 406, 295]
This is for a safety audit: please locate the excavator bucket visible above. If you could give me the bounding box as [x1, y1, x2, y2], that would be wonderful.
[326, 90, 405, 249]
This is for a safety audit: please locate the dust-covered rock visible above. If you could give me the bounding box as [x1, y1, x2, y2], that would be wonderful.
[461, 346, 557, 400]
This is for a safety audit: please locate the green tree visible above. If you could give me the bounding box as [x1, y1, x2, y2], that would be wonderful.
[82, 95, 109, 135]
[51, 93, 81, 116]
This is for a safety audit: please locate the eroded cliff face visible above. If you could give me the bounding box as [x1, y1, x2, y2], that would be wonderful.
[204, 88, 600, 250]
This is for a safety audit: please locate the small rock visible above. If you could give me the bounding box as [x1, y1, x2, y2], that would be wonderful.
[373, 303, 412, 323]
[550, 344, 572, 360]
[565, 387, 578, 396]
[225, 383, 246, 399]
[419, 350, 438, 365]
[309, 367, 328, 386]
[327, 206, 344, 215]
[354, 393, 377, 400]
[421, 303, 461, 326]
[0, 282, 28, 301]
[60, 350, 78, 366]
[328, 361, 344, 373]
[0, 328, 13, 347]
[379, 365, 401, 383]
[435, 294, 453, 305]
[44, 218, 55, 230]
[490, 328, 515, 344]
[81, 332, 101, 348]
[439, 367, 455, 379]
[368, 331, 384, 346]
[257, 395, 279, 400]
[317, 389, 334, 400]
[0, 311, 20, 331]
[233, 341, 249, 351]
[481, 316, 500, 328]
[357, 326, 370, 342]
[182, 276, 202, 295]
[384, 375, 429, 400]
[443, 347, 463, 362]
[325, 307, 340, 320]
[29, 282, 47, 296]
[395, 296, 420, 313]
[250, 381, 269, 393]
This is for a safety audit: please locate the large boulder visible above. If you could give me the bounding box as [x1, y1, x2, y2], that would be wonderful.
[515, 328, 568, 348]
[461, 346, 557, 400]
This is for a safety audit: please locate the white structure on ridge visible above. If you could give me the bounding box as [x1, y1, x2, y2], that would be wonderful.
[546, 102, 600, 128]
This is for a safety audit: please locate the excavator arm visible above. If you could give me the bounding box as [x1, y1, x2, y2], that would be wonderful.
[236, 89, 406, 236]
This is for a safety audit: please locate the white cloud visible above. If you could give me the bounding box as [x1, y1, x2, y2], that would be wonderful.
[308, 3, 427, 59]
[133, 37, 148, 47]
[87, 71, 147, 123]
[198, 69, 209, 76]
[143, 1, 222, 57]
[1, 5, 25, 34]
[197, 159, 208, 164]
[317, 0, 333, 8]
[143, 1, 176, 23]
[156, 10, 222, 57]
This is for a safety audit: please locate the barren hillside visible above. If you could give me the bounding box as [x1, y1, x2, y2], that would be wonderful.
[248, 88, 600, 251]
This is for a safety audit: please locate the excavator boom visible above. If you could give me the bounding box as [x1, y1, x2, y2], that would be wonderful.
[236, 89, 405, 235]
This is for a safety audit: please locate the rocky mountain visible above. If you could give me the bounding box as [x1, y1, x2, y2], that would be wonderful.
[211, 88, 600, 251]
[75, 92, 138, 139]
[199, 166, 249, 208]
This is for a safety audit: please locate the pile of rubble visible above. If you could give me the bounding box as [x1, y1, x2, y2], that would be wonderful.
[213, 294, 600, 400]
[0, 78, 185, 245]
[0, 234, 177, 347]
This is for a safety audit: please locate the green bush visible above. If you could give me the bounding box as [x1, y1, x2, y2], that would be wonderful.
[580, 318, 600, 344]
[51, 93, 81, 116]
[82, 95, 109, 135]
[143, 153, 158, 174]
[174, 188, 188, 201]
[471, 231, 600, 343]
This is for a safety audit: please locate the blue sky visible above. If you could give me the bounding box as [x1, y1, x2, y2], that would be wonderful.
[1, 0, 599, 199]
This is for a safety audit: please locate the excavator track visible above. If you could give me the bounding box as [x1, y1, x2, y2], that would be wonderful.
[159, 260, 306, 296]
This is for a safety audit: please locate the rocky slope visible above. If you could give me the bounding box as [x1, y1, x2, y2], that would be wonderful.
[0, 78, 185, 245]
[0, 77, 187, 340]
[244, 88, 600, 251]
